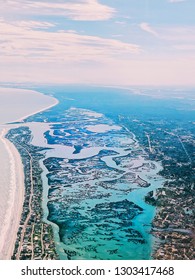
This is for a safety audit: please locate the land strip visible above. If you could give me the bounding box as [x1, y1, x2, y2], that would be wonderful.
[6, 126, 58, 260]
[122, 117, 195, 260]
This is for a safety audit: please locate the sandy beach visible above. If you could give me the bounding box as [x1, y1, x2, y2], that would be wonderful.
[0, 128, 24, 259]
[0, 87, 58, 259]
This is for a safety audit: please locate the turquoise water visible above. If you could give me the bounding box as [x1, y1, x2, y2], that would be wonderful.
[25, 86, 195, 260]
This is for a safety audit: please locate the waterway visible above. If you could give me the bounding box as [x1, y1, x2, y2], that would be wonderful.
[26, 107, 164, 260]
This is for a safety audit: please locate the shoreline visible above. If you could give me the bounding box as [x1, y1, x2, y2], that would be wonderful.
[0, 128, 24, 260]
[0, 87, 58, 260]
[0, 87, 59, 125]
[14, 98, 59, 124]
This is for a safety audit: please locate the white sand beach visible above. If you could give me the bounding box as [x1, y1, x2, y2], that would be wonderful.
[0, 128, 24, 259]
[0, 87, 58, 259]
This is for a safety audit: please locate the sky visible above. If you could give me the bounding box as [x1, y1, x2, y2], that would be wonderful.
[0, 0, 195, 86]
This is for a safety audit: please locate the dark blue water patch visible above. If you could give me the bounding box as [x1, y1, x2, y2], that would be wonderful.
[72, 145, 83, 154]
[24, 85, 195, 124]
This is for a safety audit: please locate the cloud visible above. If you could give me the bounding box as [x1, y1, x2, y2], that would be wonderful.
[139, 23, 195, 45]
[0, 19, 141, 64]
[1, 0, 116, 21]
[15, 21, 56, 29]
[115, 21, 126, 25]
[168, 0, 186, 3]
[173, 44, 195, 51]
[159, 26, 195, 42]
[139, 22, 159, 37]
[1, 56, 195, 86]
[0, 1, 194, 86]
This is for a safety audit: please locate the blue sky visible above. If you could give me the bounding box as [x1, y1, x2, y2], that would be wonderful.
[0, 0, 195, 86]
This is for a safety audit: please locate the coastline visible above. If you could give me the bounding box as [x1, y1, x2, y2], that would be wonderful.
[0, 128, 24, 260]
[0, 87, 58, 260]
[15, 98, 59, 123]
[0, 87, 59, 124]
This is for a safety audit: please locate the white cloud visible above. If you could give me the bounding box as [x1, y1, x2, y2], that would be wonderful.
[1, 56, 195, 86]
[173, 44, 195, 51]
[168, 0, 186, 3]
[0, 1, 194, 86]
[0, 19, 141, 64]
[115, 21, 126, 25]
[159, 26, 195, 42]
[15, 21, 56, 29]
[139, 22, 159, 37]
[139, 23, 195, 45]
[1, 0, 116, 21]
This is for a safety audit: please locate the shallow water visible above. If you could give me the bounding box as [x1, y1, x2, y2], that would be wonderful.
[26, 106, 164, 260]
